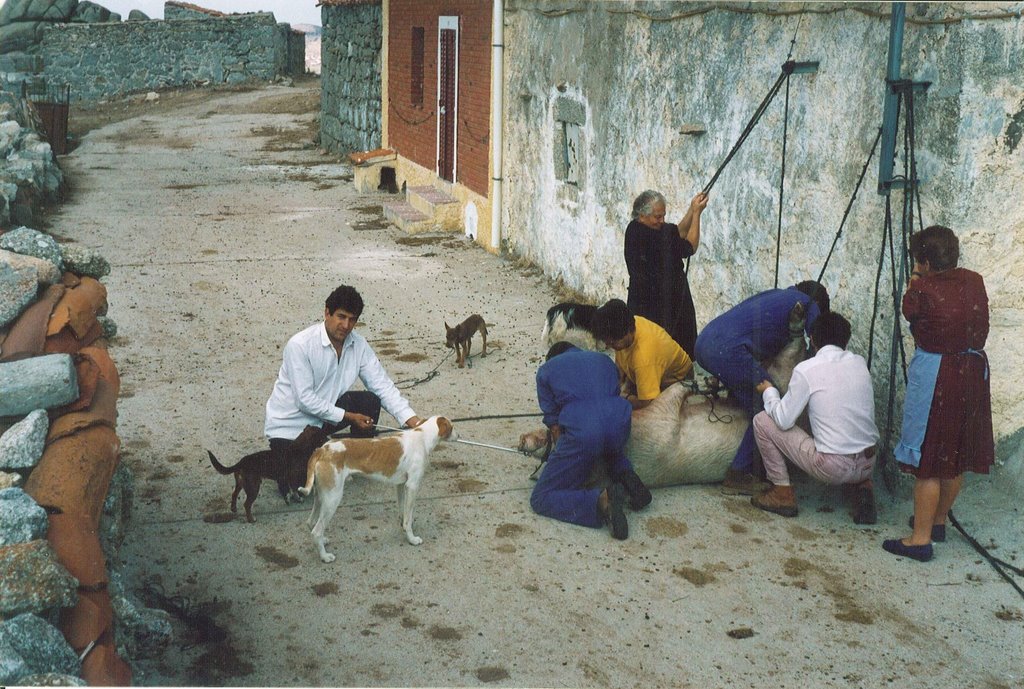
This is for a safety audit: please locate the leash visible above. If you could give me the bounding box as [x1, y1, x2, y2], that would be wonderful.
[394, 349, 452, 389]
[373, 424, 528, 455]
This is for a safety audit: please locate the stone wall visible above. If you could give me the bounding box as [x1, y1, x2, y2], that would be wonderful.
[501, 1, 1024, 489]
[320, 1, 382, 154]
[35, 13, 301, 101]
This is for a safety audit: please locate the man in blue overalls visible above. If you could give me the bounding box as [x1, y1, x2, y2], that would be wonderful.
[694, 281, 829, 494]
[530, 342, 652, 540]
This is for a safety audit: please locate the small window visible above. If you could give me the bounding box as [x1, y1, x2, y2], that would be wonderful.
[411, 27, 425, 108]
[553, 95, 585, 186]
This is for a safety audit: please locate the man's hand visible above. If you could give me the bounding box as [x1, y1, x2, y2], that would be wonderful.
[549, 424, 562, 444]
[404, 416, 424, 429]
[755, 380, 775, 394]
[690, 191, 709, 213]
[345, 411, 375, 431]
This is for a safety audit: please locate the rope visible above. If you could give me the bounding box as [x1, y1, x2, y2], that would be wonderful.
[949, 512, 1024, 601]
[394, 349, 452, 389]
[774, 72, 791, 289]
[701, 63, 792, 195]
[815, 126, 884, 286]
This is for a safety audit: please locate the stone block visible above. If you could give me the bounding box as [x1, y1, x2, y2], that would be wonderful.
[56, 244, 109, 278]
[0, 488, 48, 546]
[0, 540, 78, 618]
[0, 261, 37, 330]
[0, 409, 48, 470]
[0, 613, 81, 681]
[554, 96, 585, 125]
[0, 353, 79, 417]
[0, 248, 61, 285]
[0, 226, 64, 272]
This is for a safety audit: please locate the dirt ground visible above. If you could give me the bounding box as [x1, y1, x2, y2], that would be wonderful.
[48, 79, 1024, 688]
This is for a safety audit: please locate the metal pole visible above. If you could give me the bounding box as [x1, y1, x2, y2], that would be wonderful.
[877, 2, 906, 194]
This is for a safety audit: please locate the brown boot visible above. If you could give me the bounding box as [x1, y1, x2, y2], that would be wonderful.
[721, 468, 770, 496]
[852, 481, 877, 525]
[751, 484, 798, 517]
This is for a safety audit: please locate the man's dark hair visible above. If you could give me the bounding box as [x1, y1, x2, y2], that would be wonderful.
[325, 285, 364, 317]
[910, 225, 959, 271]
[794, 280, 830, 314]
[591, 299, 635, 341]
[545, 341, 575, 361]
[809, 311, 852, 350]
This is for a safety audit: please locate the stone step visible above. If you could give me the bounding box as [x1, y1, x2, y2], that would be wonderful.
[382, 200, 434, 234]
[407, 185, 460, 231]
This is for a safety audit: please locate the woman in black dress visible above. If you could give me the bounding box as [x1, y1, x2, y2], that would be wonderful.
[624, 190, 708, 357]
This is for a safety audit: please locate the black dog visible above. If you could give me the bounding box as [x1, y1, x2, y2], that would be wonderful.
[207, 425, 328, 523]
[541, 302, 599, 351]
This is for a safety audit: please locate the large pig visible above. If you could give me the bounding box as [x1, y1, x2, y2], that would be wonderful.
[521, 302, 808, 488]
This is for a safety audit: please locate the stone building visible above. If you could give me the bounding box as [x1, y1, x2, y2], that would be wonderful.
[498, 0, 1024, 492]
[321, 0, 499, 246]
[319, 0, 383, 154]
[322, 1, 1024, 492]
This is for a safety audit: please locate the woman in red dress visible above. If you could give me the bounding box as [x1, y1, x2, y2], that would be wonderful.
[883, 225, 994, 562]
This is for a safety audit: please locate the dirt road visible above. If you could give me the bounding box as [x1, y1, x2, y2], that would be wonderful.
[51, 80, 1023, 687]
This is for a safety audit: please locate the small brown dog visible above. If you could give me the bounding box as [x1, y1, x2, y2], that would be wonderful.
[445, 314, 487, 368]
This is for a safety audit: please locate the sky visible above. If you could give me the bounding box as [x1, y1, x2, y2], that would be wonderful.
[0, 0, 323, 26]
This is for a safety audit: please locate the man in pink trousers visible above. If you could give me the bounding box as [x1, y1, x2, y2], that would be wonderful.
[750, 312, 879, 522]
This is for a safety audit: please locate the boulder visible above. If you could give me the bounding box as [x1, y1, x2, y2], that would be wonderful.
[99, 462, 131, 556]
[0, 261, 37, 330]
[0, 226, 64, 273]
[0, 22, 46, 54]
[0, 471, 22, 489]
[14, 673, 86, 686]
[1, 248, 61, 285]
[109, 570, 172, 659]
[69, 1, 111, 23]
[0, 0, 78, 23]
[59, 244, 110, 279]
[0, 540, 78, 618]
[0, 488, 48, 546]
[97, 315, 116, 339]
[126, 9, 148, 21]
[0, 353, 79, 417]
[0, 637, 30, 688]
[0, 613, 81, 683]
[0, 409, 49, 470]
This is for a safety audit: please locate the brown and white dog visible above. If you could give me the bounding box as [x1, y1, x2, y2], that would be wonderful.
[298, 416, 456, 563]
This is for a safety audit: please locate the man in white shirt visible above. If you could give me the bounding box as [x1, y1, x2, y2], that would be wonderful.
[750, 312, 879, 523]
[264, 285, 423, 497]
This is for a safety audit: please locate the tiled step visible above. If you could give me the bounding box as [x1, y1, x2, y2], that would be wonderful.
[382, 200, 434, 234]
[407, 185, 460, 231]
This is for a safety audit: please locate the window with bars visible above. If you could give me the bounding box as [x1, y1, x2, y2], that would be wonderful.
[411, 26, 424, 108]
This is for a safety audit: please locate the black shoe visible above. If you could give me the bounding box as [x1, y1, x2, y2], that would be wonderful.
[617, 469, 652, 511]
[908, 515, 946, 542]
[604, 484, 629, 540]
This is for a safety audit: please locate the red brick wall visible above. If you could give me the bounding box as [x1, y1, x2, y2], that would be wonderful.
[388, 0, 491, 197]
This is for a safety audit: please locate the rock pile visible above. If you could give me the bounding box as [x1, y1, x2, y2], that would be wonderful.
[0, 89, 64, 228]
[0, 95, 169, 686]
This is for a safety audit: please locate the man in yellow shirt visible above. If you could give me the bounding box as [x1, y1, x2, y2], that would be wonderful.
[592, 299, 693, 410]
